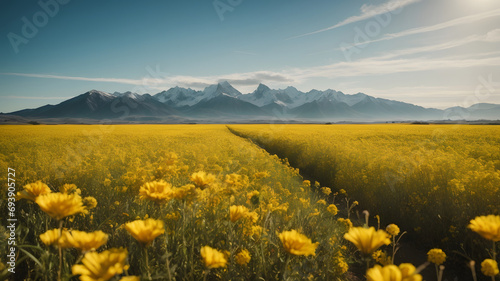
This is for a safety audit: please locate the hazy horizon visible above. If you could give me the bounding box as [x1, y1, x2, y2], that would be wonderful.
[1, 0, 499, 112]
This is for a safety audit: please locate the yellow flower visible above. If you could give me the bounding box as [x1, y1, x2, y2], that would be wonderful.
[338, 218, 353, 230]
[253, 171, 269, 179]
[139, 180, 174, 203]
[246, 190, 260, 200]
[386, 224, 400, 236]
[59, 183, 81, 195]
[366, 264, 422, 281]
[59, 230, 108, 252]
[200, 246, 227, 269]
[103, 179, 112, 187]
[321, 187, 332, 196]
[163, 151, 179, 166]
[83, 196, 98, 210]
[327, 204, 338, 215]
[172, 184, 196, 200]
[244, 225, 263, 238]
[230, 205, 249, 222]
[299, 198, 310, 208]
[225, 173, 248, 187]
[317, 199, 327, 205]
[278, 230, 318, 256]
[190, 171, 216, 188]
[118, 276, 140, 281]
[333, 256, 349, 274]
[427, 248, 446, 265]
[39, 229, 70, 247]
[309, 209, 320, 217]
[36, 193, 88, 220]
[246, 211, 259, 223]
[468, 215, 500, 241]
[17, 181, 52, 201]
[399, 263, 420, 279]
[372, 250, 391, 266]
[302, 180, 311, 187]
[124, 219, 165, 246]
[481, 259, 499, 277]
[165, 212, 181, 221]
[72, 248, 129, 281]
[235, 249, 251, 266]
[344, 227, 391, 254]
[246, 190, 260, 205]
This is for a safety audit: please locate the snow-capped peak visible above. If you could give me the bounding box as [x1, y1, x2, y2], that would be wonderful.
[86, 90, 115, 99]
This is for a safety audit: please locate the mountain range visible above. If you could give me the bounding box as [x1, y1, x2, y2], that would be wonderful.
[3, 81, 500, 123]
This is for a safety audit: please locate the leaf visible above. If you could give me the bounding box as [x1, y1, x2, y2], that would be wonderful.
[19, 247, 43, 267]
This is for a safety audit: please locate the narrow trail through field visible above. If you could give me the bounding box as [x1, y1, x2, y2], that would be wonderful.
[225, 125, 469, 281]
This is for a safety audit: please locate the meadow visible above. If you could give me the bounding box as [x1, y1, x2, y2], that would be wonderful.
[0, 124, 498, 281]
[228, 125, 500, 270]
[228, 125, 500, 236]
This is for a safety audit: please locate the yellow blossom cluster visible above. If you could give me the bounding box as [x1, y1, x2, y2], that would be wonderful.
[228, 124, 500, 246]
[12, 124, 498, 280]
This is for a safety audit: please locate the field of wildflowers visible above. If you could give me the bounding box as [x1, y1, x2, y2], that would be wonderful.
[229, 124, 500, 278]
[0, 124, 498, 281]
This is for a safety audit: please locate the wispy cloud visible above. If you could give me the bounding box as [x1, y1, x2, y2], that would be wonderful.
[289, 0, 420, 39]
[374, 29, 500, 60]
[341, 8, 500, 49]
[4, 95, 72, 100]
[0, 71, 295, 93]
[0, 73, 146, 86]
[3, 51, 499, 93]
[294, 55, 500, 79]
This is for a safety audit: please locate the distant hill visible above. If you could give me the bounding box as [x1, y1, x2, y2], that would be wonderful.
[4, 82, 500, 123]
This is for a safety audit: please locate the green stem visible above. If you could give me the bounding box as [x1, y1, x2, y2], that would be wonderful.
[438, 265, 444, 281]
[203, 269, 210, 281]
[283, 255, 291, 281]
[57, 220, 63, 281]
[493, 241, 496, 261]
[435, 264, 439, 281]
[164, 236, 173, 281]
[165, 251, 172, 281]
[469, 261, 477, 281]
[392, 236, 396, 265]
[74, 253, 84, 266]
[346, 199, 350, 220]
[492, 241, 497, 281]
[144, 247, 151, 280]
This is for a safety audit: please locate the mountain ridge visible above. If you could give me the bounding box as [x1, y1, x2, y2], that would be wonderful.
[5, 82, 500, 122]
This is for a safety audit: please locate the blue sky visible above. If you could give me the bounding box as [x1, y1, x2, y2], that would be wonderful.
[1, 0, 499, 112]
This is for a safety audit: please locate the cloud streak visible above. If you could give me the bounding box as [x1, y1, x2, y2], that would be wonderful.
[3, 53, 499, 93]
[1, 72, 146, 86]
[4, 95, 72, 100]
[373, 29, 500, 60]
[0, 71, 296, 93]
[3, 28, 500, 96]
[341, 8, 500, 50]
[289, 0, 420, 39]
[294, 56, 500, 79]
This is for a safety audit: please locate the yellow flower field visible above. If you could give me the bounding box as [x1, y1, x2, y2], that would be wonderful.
[0, 125, 351, 280]
[229, 124, 500, 248]
[0, 124, 498, 280]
